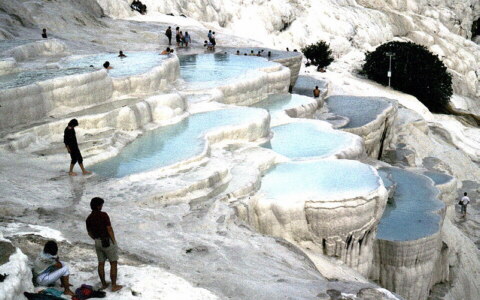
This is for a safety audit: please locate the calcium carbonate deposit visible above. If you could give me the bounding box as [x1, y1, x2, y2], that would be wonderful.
[0, 1, 479, 300]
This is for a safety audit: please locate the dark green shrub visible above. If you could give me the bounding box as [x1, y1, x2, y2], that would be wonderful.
[301, 41, 334, 69]
[362, 41, 452, 113]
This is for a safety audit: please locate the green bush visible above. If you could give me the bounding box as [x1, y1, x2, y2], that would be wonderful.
[362, 41, 452, 113]
[301, 41, 334, 69]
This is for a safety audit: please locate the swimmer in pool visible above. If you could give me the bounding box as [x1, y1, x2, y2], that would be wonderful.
[118, 51, 126, 58]
[103, 61, 113, 69]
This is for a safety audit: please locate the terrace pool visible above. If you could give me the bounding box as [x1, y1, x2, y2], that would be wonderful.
[0, 67, 91, 90]
[377, 167, 444, 241]
[252, 93, 315, 115]
[263, 122, 356, 160]
[91, 107, 267, 177]
[260, 160, 381, 201]
[66, 51, 167, 78]
[179, 53, 276, 88]
[326, 96, 391, 129]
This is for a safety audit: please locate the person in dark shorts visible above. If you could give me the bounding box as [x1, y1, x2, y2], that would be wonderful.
[165, 26, 172, 45]
[86, 197, 123, 292]
[64, 119, 91, 176]
[175, 27, 181, 46]
[41, 28, 47, 39]
[313, 86, 321, 98]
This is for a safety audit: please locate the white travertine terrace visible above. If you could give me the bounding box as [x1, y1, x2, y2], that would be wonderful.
[325, 96, 398, 159]
[0, 58, 16, 75]
[239, 160, 388, 276]
[215, 64, 291, 106]
[0, 236, 33, 300]
[0, 55, 179, 130]
[3, 39, 68, 61]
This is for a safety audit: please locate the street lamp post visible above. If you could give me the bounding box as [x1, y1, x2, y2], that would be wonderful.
[385, 52, 395, 87]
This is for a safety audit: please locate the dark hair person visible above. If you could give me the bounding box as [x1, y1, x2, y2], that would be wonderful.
[64, 119, 91, 176]
[86, 197, 123, 292]
[33, 241, 74, 296]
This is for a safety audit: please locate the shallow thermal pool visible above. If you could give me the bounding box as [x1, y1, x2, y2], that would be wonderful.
[65, 51, 167, 78]
[326, 96, 391, 129]
[179, 53, 276, 88]
[91, 107, 267, 177]
[0, 51, 168, 90]
[262, 122, 356, 160]
[252, 93, 315, 115]
[260, 160, 381, 201]
[0, 67, 91, 90]
[377, 167, 444, 241]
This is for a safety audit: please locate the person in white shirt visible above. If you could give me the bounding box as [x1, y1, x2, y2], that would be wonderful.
[460, 192, 470, 217]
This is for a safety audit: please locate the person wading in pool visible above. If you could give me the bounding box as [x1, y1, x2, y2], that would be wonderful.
[64, 119, 91, 176]
[313, 86, 321, 98]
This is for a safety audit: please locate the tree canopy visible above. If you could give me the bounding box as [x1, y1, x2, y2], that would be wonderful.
[362, 41, 452, 113]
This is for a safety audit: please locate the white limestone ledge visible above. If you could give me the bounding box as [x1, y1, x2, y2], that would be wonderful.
[371, 233, 442, 300]
[225, 48, 303, 88]
[0, 58, 17, 75]
[4, 39, 68, 61]
[2, 93, 187, 155]
[216, 64, 290, 106]
[239, 160, 388, 276]
[0, 56, 180, 131]
[0, 237, 34, 300]
[272, 53, 303, 87]
[112, 55, 180, 97]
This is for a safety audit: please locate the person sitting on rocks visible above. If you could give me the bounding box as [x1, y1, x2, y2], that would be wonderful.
[256, 51, 262, 57]
[33, 241, 75, 296]
[118, 51, 126, 58]
[103, 61, 113, 70]
[313, 86, 321, 98]
[249, 50, 255, 56]
[41, 28, 47, 39]
[160, 47, 171, 55]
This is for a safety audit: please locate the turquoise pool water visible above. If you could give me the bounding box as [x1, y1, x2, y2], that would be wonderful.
[0, 51, 168, 89]
[377, 167, 444, 241]
[0, 67, 91, 90]
[263, 122, 355, 159]
[66, 51, 167, 78]
[252, 94, 314, 115]
[423, 171, 453, 185]
[260, 160, 381, 201]
[91, 107, 267, 177]
[179, 53, 276, 87]
[326, 96, 391, 129]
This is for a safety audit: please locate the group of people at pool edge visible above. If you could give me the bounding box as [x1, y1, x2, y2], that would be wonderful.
[32, 197, 122, 296]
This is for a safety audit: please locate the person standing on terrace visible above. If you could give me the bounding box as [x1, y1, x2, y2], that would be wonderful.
[64, 119, 91, 176]
[86, 197, 123, 292]
[165, 26, 172, 45]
